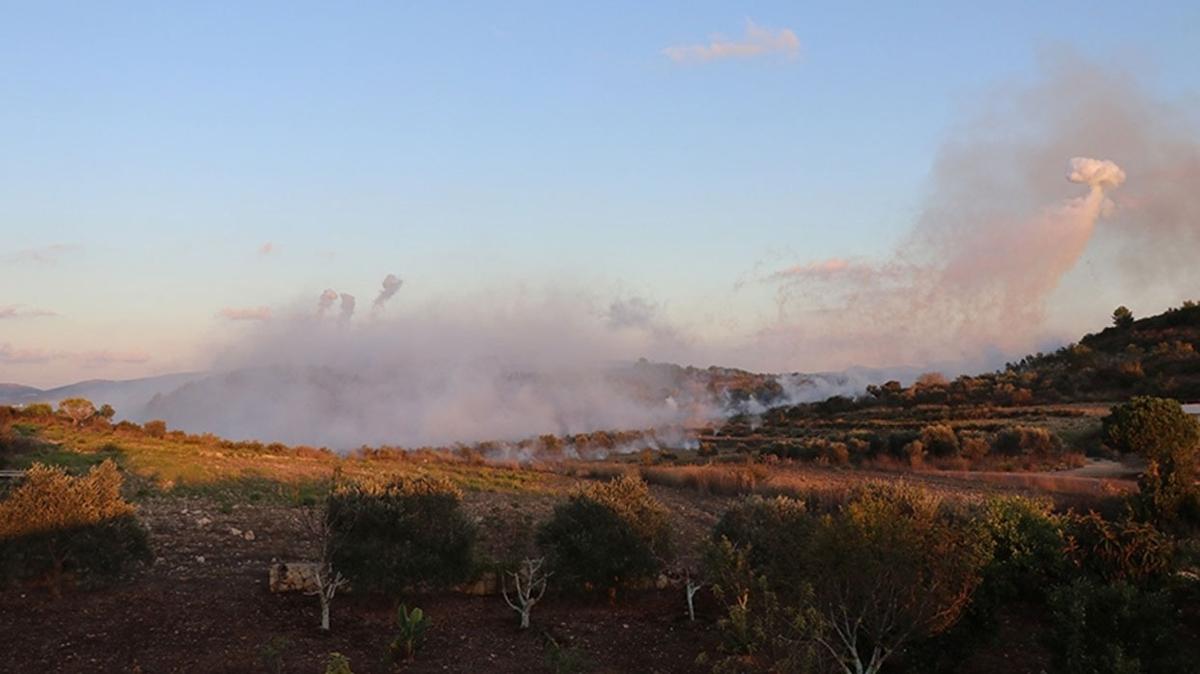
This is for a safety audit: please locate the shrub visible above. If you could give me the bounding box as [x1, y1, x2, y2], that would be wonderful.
[704, 539, 821, 673]
[711, 496, 812, 599]
[57, 398, 96, 427]
[538, 475, 671, 593]
[708, 483, 992, 674]
[20, 403, 53, 418]
[389, 604, 430, 661]
[1103, 397, 1200, 526]
[920, 424, 960, 457]
[992, 426, 1062, 456]
[143, 420, 168, 438]
[975, 496, 1068, 600]
[0, 460, 150, 593]
[328, 474, 476, 594]
[1102, 397, 1200, 460]
[1064, 511, 1173, 582]
[1048, 578, 1192, 674]
[322, 652, 354, 674]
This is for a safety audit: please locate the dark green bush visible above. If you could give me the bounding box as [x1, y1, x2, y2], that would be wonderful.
[992, 425, 1062, 456]
[329, 474, 476, 594]
[537, 475, 671, 593]
[1048, 578, 1192, 674]
[1103, 397, 1200, 527]
[711, 496, 811, 599]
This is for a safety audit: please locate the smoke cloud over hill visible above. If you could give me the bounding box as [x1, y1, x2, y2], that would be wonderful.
[755, 54, 1200, 371]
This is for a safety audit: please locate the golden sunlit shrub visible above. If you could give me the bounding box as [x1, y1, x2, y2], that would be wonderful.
[142, 419, 167, 438]
[0, 460, 150, 593]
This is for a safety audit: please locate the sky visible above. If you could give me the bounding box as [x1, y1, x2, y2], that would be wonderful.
[2, 1, 1199, 388]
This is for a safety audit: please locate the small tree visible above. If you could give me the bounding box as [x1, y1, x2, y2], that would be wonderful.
[302, 487, 349, 631]
[58, 398, 96, 427]
[1113, 305, 1135, 329]
[502, 557, 550, 629]
[802, 485, 992, 674]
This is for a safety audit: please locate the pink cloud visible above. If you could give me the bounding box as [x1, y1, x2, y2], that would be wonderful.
[0, 305, 57, 319]
[218, 306, 272, 321]
[664, 20, 801, 64]
[258, 242, 274, 255]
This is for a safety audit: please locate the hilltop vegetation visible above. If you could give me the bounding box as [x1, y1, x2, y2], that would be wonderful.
[855, 302, 1200, 409]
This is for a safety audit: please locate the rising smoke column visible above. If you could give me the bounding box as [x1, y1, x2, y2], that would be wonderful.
[338, 293, 356, 323]
[317, 289, 339, 317]
[372, 274, 403, 312]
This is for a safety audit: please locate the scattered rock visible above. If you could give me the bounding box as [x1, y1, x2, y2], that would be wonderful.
[242, 530, 255, 541]
[269, 562, 320, 593]
[228, 527, 242, 537]
[195, 556, 206, 564]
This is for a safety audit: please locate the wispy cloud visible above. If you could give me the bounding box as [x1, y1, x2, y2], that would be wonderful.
[0, 305, 58, 319]
[257, 242, 275, 256]
[0, 343, 149, 365]
[664, 20, 801, 64]
[0, 344, 54, 364]
[3, 243, 81, 265]
[80, 349, 151, 365]
[218, 306, 272, 321]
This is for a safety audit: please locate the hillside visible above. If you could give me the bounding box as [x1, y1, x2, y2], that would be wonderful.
[843, 301, 1200, 410]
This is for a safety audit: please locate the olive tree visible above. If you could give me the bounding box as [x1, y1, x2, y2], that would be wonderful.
[58, 398, 96, 427]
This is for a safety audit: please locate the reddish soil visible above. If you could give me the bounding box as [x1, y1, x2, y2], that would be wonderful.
[0, 494, 719, 673]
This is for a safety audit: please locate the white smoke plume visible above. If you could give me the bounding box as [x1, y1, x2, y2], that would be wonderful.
[144, 290, 730, 449]
[316, 289, 338, 317]
[372, 274, 403, 312]
[755, 53, 1199, 372]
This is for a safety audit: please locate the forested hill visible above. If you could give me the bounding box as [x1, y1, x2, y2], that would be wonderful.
[853, 301, 1200, 410]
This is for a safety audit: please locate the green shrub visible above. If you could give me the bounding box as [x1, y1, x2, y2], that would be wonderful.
[920, 424, 960, 457]
[1103, 397, 1200, 527]
[19, 403, 53, 418]
[992, 425, 1062, 456]
[329, 474, 476, 594]
[1048, 578, 1191, 674]
[711, 496, 811, 599]
[538, 475, 671, 593]
[322, 652, 354, 674]
[1103, 397, 1200, 459]
[0, 460, 150, 593]
[389, 604, 430, 662]
[704, 538, 821, 673]
[707, 483, 992, 674]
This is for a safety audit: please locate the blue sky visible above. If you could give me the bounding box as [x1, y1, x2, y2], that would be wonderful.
[2, 2, 1198, 386]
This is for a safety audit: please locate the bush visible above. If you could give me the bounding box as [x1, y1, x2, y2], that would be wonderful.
[1103, 397, 1200, 526]
[992, 426, 1062, 456]
[328, 474, 476, 594]
[975, 496, 1068, 600]
[1048, 578, 1192, 674]
[1064, 511, 1173, 582]
[0, 460, 150, 593]
[143, 420, 168, 438]
[708, 483, 992, 674]
[538, 475, 671, 593]
[1102, 397, 1200, 460]
[711, 496, 812, 599]
[920, 424, 960, 457]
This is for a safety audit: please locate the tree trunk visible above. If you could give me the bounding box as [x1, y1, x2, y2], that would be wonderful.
[520, 608, 530, 629]
[320, 594, 331, 631]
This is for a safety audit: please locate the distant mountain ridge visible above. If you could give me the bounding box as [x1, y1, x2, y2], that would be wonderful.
[0, 372, 204, 418]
